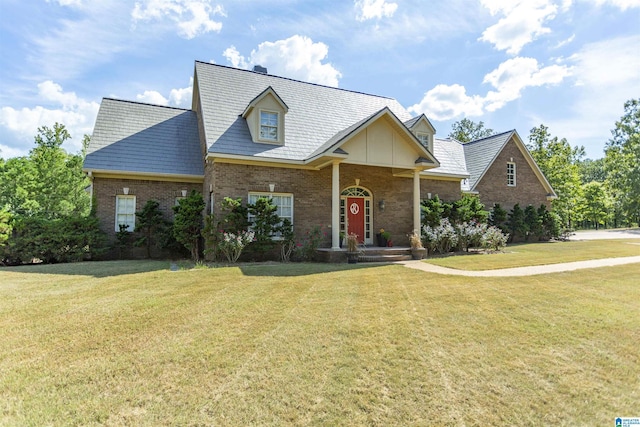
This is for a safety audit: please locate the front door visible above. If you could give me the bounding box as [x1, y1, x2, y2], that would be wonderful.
[346, 197, 365, 243]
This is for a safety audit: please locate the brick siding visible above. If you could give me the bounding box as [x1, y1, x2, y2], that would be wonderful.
[211, 163, 464, 247]
[92, 177, 202, 257]
[474, 139, 551, 212]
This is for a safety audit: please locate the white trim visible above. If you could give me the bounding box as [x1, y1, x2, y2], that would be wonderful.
[115, 195, 136, 232]
[248, 192, 294, 238]
[507, 161, 516, 187]
[258, 109, 281, 144]
[83, 168, 203, 183]
[340, 186, 373, 245]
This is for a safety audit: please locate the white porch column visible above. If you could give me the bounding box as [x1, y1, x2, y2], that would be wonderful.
[413, 170, 421, 236]
[331, 161, 341, 249]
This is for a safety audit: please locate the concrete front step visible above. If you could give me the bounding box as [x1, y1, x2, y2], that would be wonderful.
[358, 254, 413, 262]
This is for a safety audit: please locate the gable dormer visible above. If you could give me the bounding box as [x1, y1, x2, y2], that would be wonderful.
[405, 114, 436, 154]
[242, 86, 288, 145]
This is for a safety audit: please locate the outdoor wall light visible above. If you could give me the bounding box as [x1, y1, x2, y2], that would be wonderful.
[269, 183, 275, 192]
[379, 199, 385, 211]
[181, 189, 188, 197]
[123, 187, 129, 195]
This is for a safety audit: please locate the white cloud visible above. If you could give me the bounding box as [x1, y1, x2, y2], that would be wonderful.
[136, 91, 169, 105]
[408, 84, 485, 121]
[222, 46, 249, 69]
[582, 0, 640, 9]
[46, 0, 83, 6]
[409, 57, 572, 120]
[354, 0, 398, 21]
[132, 0, 225, 39]
[479, 0, 558, 55]
[544, 34, 640, 157]
[0, 144, 28, 159]
[0, 81, 100, 154]
[223, 35, 342, 87]
[483, 57, 572, 111]
[136, 78, 193, 108]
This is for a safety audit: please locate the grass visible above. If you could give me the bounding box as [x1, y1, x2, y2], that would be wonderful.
[1, 259, 639, 425]
[425, 239, 640, 271]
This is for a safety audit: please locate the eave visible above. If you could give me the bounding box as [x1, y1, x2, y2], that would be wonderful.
[84, 168, 204, 183]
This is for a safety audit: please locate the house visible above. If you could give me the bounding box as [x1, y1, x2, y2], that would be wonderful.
[84, 61, 555, 258]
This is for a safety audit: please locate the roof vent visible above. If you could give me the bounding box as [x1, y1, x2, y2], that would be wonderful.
[253, 65, 268, 74]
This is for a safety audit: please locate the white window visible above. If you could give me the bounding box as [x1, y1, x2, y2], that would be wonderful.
[260, 111, 278, 141]
[115, 195, 136, 232]
[248, 192, 293, 237]
[507, 162, 516, 186]
[416, 132, 430, 148]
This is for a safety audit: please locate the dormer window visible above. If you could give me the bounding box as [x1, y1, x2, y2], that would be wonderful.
[416, 132, 430, 148]
[260, 111, 279, 141]
[242, 86, 288, 145]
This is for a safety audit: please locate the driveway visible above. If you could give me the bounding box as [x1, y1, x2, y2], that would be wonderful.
[569, 228, 640, 240]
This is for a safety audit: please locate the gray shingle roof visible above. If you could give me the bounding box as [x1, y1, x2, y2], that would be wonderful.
[462, 130, 514, 190]
[195, 62, 414, 161]
[425, 138, 469, 178]
[84, 98, 203, 177]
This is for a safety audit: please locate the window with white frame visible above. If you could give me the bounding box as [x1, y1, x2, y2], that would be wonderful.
[260, 111, 278, 141]
[416, 132, 430, 148]
[507, 162, 516, 186]
[115, 195, 136, 232]
[248, 192, 293, 237]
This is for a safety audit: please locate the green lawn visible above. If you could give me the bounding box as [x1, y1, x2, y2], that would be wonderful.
[425, 239, 640, 270]
[1, 259, 639, 425]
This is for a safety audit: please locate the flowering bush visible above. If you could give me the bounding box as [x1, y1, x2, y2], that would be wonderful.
[218, 230, 255, 263]
[422, 218, 458, 254]
[481, 226, 509, 251]
[296, 225, 324, 261]
[455, 221, 487, 252]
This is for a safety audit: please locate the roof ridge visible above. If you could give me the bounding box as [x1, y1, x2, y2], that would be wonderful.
[103, 97, 192, 112]
[465, 129, 514, 145]
[194, 60, 397, 101]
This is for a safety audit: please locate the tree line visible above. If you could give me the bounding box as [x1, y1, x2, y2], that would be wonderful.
[449, 98, 640, 230]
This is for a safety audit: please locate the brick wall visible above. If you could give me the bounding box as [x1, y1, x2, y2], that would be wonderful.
[92, 177, 203, 256]
[420, 178, 462, 203]
[211, 163, 464, 246]
[474, 139, 551, 212]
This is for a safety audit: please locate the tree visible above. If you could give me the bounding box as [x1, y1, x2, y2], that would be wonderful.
[421, 195, 445, 228]
[135, 200, 165, 258]
[248, 197, 280, 260]
[582, 181, 612, 229]
[0, 208, 11, 262]
[523, 204, 541, 241]
[507, 204, 526, 242]
[527, 124, 584, 228]
[173, 190, 205, 261]
[605, 99, 640, 226]
[489, 203, 508, 234]
[0, 123, 90, 219]
[577, 158, 606, 184]
[448, 118, 495, 143]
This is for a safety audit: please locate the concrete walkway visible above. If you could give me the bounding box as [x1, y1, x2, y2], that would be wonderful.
[397, 228, 640, 277]
[398, 256, 640, 277]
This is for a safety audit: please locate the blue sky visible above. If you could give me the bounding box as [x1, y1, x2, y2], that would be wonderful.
[1, 0, 638, 159]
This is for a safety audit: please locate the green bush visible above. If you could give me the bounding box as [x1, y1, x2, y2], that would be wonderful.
[6, 215, 106, 264]
[173, 190, 206, 261]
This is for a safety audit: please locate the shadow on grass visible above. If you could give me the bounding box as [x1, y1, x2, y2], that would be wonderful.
[1, 259, 396, 279]
[237, 262, 390, 277]
[0, 260, 170, 278]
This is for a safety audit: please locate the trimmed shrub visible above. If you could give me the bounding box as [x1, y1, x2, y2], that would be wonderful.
[481, 226, 509, 251]
[7, 215, 106, 264]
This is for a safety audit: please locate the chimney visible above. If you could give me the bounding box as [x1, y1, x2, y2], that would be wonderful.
[253, 65, 268, 74]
